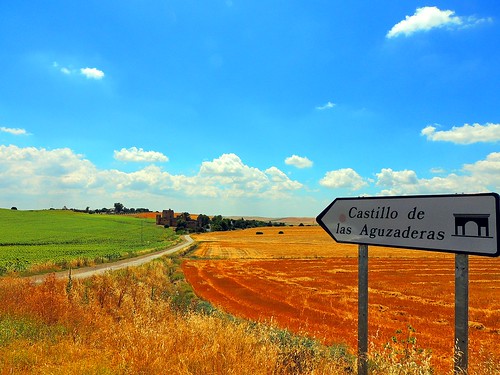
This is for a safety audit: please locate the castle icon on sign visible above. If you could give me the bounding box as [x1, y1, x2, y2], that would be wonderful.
[453, 214, 492, 238]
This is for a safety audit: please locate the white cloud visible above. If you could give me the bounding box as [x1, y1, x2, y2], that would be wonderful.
[199, 153, 250, 177]
[80, 67, 105, 80]
[319, 168, 368, 190]
[114, 147, 169, 163]
[53, 62, 74, 75]
[4, 143, 499, 214]
[376, 173, 479, 196]
[0, 127, 29, 136]
[53, 62, 105, 80]
[198, 153, 302, 198]
[376, 168, 418, 187]
[0, 147, 303, 210]
[421, 123, 500, 144]
[374, 153, 500, 195]
[463, 152, 500, 183]
[386, 6, 489, 38]
[265, 166, 303, 191]
[430, 167, 446, 174]
[317, 152, 500, 196]
[316, 101, 336, 110]
[0, 145, 98, 194]
[285, 155, 313, 169]
[60, 67, 71, 75]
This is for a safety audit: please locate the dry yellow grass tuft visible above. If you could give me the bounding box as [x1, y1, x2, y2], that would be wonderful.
[0, 258, 352, 374]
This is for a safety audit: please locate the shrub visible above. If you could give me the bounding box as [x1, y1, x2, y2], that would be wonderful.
[369, 325, 434, 374]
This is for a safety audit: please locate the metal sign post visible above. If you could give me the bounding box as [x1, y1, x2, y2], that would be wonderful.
[316, 193, 499, 373]
[454, 253, 469, 373]
[358, 244, 369, 375]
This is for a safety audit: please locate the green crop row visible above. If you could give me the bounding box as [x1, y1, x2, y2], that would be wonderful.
[0, 209, 178, 274]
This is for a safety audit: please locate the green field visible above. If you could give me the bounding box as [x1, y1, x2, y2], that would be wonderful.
[0, 209, 179, 274]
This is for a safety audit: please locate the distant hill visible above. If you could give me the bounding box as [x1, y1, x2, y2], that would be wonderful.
[226, 216, 317, 226]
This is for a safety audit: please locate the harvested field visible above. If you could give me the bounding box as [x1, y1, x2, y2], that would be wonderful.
[190, 226, 455, 259]
[133, 211, 160, 219]
[184, 226, 500, 373]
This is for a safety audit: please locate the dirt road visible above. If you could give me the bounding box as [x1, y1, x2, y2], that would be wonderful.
[29, 235, 193, 283]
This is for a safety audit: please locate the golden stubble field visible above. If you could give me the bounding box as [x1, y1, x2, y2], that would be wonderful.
[183, 226, 500, 373]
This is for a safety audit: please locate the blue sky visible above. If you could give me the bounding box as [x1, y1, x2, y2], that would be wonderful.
[1, 1, 499, 217]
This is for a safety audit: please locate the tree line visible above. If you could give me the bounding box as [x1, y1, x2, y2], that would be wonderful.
[67, 203, 151, 214]
[209, 215, 286, 232]
[67, 203, 288, 233]
[172, 212, 286, 233]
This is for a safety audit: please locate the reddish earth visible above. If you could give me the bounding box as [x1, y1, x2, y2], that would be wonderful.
[183, 227, 500, 373]
[133, 212, 160, 219]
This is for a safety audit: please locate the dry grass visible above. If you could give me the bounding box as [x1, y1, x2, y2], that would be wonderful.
[186, 226, 500, 374]
[0, 257, 353, 374]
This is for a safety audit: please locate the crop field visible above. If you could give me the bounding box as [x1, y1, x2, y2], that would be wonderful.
[184, 226, 500, 373]
[0, 209, 178, 274]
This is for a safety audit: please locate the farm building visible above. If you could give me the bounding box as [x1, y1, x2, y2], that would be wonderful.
[155, 209, 202, 230]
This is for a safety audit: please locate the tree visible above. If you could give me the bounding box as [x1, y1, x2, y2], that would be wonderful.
[220, 219, 230, 231]
[178, 212, 191, 221]
[175, 219, 187, 232]
[233, 218, 246, 229]
[197, 214, 211, 229]
[210, 215, 224, 231]
[114, 202, 124, 213]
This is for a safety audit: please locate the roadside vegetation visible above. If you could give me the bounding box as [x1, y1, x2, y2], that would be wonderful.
[1, 253, 496, 374]
[1, 210, 497, 373]
[0, 209, 178, 275]
[0, 255, 357, 374]
[0, 253, 452, 374]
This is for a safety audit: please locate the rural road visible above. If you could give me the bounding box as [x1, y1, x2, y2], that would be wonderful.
[29, 235, 194, 284]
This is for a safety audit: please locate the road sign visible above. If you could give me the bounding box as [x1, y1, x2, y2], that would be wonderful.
[317, 193, 500, 257]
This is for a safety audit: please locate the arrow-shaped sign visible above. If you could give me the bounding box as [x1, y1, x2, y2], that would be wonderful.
[316, 193, 500, 257]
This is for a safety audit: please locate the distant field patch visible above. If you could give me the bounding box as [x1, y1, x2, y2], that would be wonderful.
[190, 226, 441, 259]
[0, 209, 178, 274]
